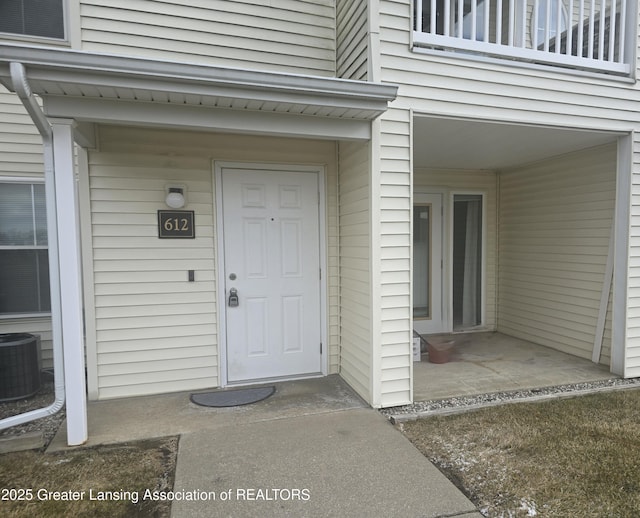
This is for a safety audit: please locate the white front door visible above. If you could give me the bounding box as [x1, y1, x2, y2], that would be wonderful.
[220, 166, 322, 383]
[413, 193, 445, 334]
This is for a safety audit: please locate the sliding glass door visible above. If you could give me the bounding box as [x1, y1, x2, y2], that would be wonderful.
[452, 194, 483, 330]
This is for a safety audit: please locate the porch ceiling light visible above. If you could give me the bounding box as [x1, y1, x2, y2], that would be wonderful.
[165, 186, 186, 209]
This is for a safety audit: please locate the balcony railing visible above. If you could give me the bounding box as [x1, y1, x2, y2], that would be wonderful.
[413, 0, 632, 74]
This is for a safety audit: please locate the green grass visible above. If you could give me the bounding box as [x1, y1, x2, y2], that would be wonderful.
[0, 437, 177, 518]
[400, 389, 640, 517]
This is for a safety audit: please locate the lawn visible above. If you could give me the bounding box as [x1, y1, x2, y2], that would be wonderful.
[399, 388, 640, 517]
[0, 437, 177, 518]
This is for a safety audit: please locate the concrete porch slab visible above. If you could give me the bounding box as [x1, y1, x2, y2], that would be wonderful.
[414, 332, 614, 401]
[48, 375, 366, 451]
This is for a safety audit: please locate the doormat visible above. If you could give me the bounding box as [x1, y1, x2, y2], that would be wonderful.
[190, 386, 276, 407]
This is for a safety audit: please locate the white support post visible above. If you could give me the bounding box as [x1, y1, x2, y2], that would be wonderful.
[52, 119, 88, 446]
[611, 134, 632, 376]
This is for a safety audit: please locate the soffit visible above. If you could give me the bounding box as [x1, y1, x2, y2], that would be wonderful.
[414, 116, 622, 170]
[0, 43, 397, 123]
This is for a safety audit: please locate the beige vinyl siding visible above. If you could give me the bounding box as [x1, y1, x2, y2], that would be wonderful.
[89, 154, 217, 399]
[498, 144, 616, 362]
[627, 141, 640, 375]
[414, 168, 498, 330]
[378, 1, 640, 133]
[336, 0, 369, 80]
[378, 110, 412, 407]
[0, 86, 43, 176]
[79, 0, 336, 76]
[338, 140, 372, 402]
[88, 125, 339, 399]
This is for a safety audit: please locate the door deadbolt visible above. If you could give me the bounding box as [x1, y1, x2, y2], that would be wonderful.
[228, 288, 239, 307]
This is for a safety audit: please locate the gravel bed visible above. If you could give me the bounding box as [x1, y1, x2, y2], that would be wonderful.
[0, 373, 66, 448]
[380, 377, 640, 422]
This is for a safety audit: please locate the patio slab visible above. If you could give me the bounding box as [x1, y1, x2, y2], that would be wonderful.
[414, 332, 614, 401]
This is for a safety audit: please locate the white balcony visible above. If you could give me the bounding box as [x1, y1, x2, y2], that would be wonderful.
[413, 0, 633, 74]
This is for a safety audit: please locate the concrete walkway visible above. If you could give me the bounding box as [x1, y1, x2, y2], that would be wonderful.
[171, 407, 480, 517]
[50, 376, 481, 517]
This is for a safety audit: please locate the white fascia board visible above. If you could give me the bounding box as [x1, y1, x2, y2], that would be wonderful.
[44, 95, 372, 141]
[0, 43, 398, 118]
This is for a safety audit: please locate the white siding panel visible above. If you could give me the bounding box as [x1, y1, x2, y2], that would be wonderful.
[378, 1, 640, 132]
[338, 140, 372, 402]
[88, 152, 218, 397]
[627, 143, 640, 376]
[498, 145, 616, 362]
[0, 87, 44, 176]
[378, 110, 413, 407]
[89, 125, 339, 398]
[80, 0, 336, 76]
[336, 0, 369, 80]
[98, 335, 215, 354]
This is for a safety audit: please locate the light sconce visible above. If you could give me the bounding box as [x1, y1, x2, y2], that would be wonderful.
[165, 185, 186, 209]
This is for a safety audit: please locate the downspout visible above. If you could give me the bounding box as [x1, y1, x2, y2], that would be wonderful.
[0, 62, 65, 430]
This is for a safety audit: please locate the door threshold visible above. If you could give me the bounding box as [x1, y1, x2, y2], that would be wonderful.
[451, 326, 491, 334]
[224, 372, 324, 388]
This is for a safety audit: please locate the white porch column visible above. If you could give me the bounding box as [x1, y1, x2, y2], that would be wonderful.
[51, 118, 88, 445]
[612, 133, 633, 377]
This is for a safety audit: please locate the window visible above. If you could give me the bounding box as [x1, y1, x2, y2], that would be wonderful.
[0, 0, 65, 39]
[0, 181, 50, 315]
[413, 204, 432, 319]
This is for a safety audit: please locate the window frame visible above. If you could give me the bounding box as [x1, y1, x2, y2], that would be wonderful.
[0, 176, 51, 319]
[0, 0, 71, 46]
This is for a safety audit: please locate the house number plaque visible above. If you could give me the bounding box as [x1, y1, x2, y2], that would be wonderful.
[158, 210, 195, 239]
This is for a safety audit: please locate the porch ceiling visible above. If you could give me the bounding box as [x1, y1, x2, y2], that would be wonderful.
[413, 116, 621, 170]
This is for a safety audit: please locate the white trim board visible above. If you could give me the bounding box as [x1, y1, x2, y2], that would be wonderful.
[43, 96, 372, 141]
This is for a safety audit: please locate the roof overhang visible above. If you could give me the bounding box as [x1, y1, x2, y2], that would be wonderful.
[0, 43, 398, 141]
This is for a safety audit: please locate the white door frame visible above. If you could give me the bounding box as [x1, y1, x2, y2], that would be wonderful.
[214, 161, 328, 387]
[413, 192, 446, 334]
[413, 189, 487, 334]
